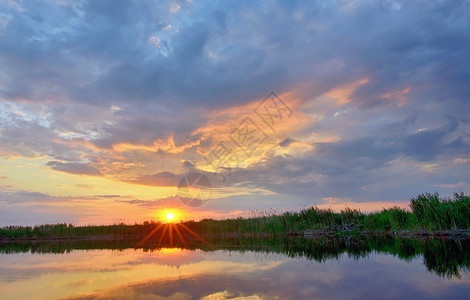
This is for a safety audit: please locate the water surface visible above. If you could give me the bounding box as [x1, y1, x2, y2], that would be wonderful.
[1, 237, 469, 299]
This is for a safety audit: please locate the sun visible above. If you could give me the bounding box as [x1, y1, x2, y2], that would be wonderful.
[166, 213, 174, 221]
[157, 209, 183, 224]
[137, 208, 209, 248]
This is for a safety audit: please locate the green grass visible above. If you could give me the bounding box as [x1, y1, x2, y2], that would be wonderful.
[1, 191, 469, 239]
[183, 192, 469, 234]
[410, 192, 470, 230]
[0, 222, 160, 239]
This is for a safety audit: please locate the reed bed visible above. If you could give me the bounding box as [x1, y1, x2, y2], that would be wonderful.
[1, 192, 469, 239]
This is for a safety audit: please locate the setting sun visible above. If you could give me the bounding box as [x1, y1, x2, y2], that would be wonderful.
[157, 209, 184, 224]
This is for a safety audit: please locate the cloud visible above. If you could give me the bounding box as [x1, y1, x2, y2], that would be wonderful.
[127, 171, 178, 187]
[0, 0, 469, 222]
[46, 161, 103, 176]
[182, 160, 195, 169]
[434, 182, 467, 189]
[279, 137, 296, 147]
[3, 0, 466, 111]
[118, 195, 184, 208]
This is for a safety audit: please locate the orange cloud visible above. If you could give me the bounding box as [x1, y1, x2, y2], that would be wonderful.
[380, 86, 411, 107]
[325, 78, 369, 105]
[192, 92, 308, 172]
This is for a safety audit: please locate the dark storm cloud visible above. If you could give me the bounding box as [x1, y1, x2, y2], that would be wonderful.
[0, 0, 464, 111]
[314, 116, 468, 165]
[1, 0, 468, 113]
[225, 112, 470, 201]
[400, 117, 467, 161]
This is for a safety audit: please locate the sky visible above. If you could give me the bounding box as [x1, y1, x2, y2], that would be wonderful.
[0, 0, 469, 225]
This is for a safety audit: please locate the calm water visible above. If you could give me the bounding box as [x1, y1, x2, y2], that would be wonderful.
[0, 238, 469, 299]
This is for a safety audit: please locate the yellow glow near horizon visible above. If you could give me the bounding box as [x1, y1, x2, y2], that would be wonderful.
[158, 208, 183, 223]
[0, 157, 174, 199]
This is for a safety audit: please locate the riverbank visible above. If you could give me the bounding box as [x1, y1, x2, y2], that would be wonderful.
[2, 228, 470, 244]
[300, 228, 470, 240]
[1, 192, 469, 241]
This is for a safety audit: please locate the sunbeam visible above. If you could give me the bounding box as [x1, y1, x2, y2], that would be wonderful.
[135, 221, 210, 248]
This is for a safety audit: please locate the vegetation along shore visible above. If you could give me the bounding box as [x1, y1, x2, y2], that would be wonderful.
[1, 192, 469, 241]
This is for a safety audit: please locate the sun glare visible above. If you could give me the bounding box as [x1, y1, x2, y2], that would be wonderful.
[137, 208, 208, 249]
[157, 209, 183, 224]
